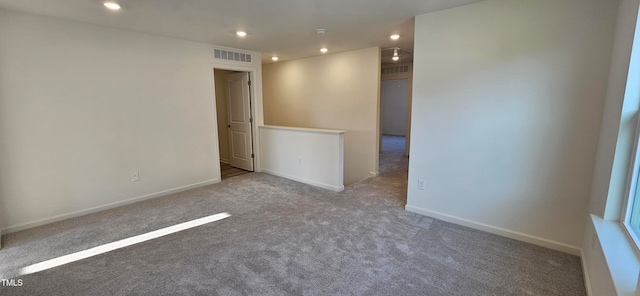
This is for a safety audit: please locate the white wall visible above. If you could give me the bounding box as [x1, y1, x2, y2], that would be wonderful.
[406, 0, 618, 253]
[259, 126, 344, 191]
[381, 79, 409, 136]
[0, 10, 250, 233]
[262, 47, 381, 185]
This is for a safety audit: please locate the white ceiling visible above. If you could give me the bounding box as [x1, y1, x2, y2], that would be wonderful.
[0, 0, 484, 63]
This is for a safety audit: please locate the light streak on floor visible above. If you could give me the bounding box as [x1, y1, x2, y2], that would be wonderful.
[20, 212, 231, 276]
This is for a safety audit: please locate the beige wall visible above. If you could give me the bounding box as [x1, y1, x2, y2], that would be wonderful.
[262, 47, 381, 185]
[406, 0, 618, 252]
[214, 69, 241, 163]
[0, 9, 226, 232]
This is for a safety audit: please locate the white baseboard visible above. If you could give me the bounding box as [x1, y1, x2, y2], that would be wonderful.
[348, 175, 372, 187]
[369, 171, 380, 177]
[0, 179, 221, 236]
[261, 169, 344, 192]
[581, 250, 592, 296]
[220, 158, 230, 164]
[405, 205, 581, 256]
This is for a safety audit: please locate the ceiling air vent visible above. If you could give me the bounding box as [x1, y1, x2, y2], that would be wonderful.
[214, 48, 252, 63]
[381, 65, 409, 75]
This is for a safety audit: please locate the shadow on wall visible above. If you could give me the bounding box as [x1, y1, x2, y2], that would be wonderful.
[0, 104, 7, 235]
[0, 44, 7, 234]
[0, 183, 5, 234]
[381, 78, 408, 136]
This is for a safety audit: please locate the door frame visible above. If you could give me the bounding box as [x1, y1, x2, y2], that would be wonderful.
[211, 53, 263, 181]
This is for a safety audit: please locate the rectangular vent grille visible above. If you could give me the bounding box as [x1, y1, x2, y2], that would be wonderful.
[382, 65, 409, 75]
[214, 49, 252, 63]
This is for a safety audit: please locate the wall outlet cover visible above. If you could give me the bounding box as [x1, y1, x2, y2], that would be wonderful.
[418, 179, 425, 190]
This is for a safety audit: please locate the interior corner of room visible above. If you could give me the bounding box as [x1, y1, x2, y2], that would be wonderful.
[1, 0, 640, 294]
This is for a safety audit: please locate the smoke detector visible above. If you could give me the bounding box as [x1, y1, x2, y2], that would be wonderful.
[316, 29, 327, 35]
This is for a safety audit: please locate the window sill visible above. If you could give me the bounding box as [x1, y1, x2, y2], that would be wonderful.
[591, 214, 640, 295]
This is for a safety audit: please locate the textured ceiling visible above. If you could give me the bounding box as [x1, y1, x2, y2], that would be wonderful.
[0, 0, 484, 63]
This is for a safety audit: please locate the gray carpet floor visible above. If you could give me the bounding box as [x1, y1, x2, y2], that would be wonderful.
[0, 136, 586, 295]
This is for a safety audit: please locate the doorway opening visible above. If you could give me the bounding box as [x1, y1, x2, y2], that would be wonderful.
[380, 49, 412, 158]
[380, 75, 412, 155]
[214, 69, 255, 180]
[378, 55, 412, 194]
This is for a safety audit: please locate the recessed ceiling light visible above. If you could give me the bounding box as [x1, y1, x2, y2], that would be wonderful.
[390, 34, 400, 40]
[320, 48, 328, 53]
[103, 1, 121, 10]
[272, 57, 279, 61]
[236, 31, 247, 37]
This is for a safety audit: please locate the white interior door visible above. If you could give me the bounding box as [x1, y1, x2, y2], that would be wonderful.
[226, 72, 254, 171]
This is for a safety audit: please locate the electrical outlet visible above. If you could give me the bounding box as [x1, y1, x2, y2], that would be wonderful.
[418, 179, 425, 190]
[131, 171, 140, 182]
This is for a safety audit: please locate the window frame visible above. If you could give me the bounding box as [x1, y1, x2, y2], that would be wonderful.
[623, 112, 640, 250]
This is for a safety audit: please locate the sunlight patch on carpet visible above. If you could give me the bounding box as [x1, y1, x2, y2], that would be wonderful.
[20, 212, 231, 276]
